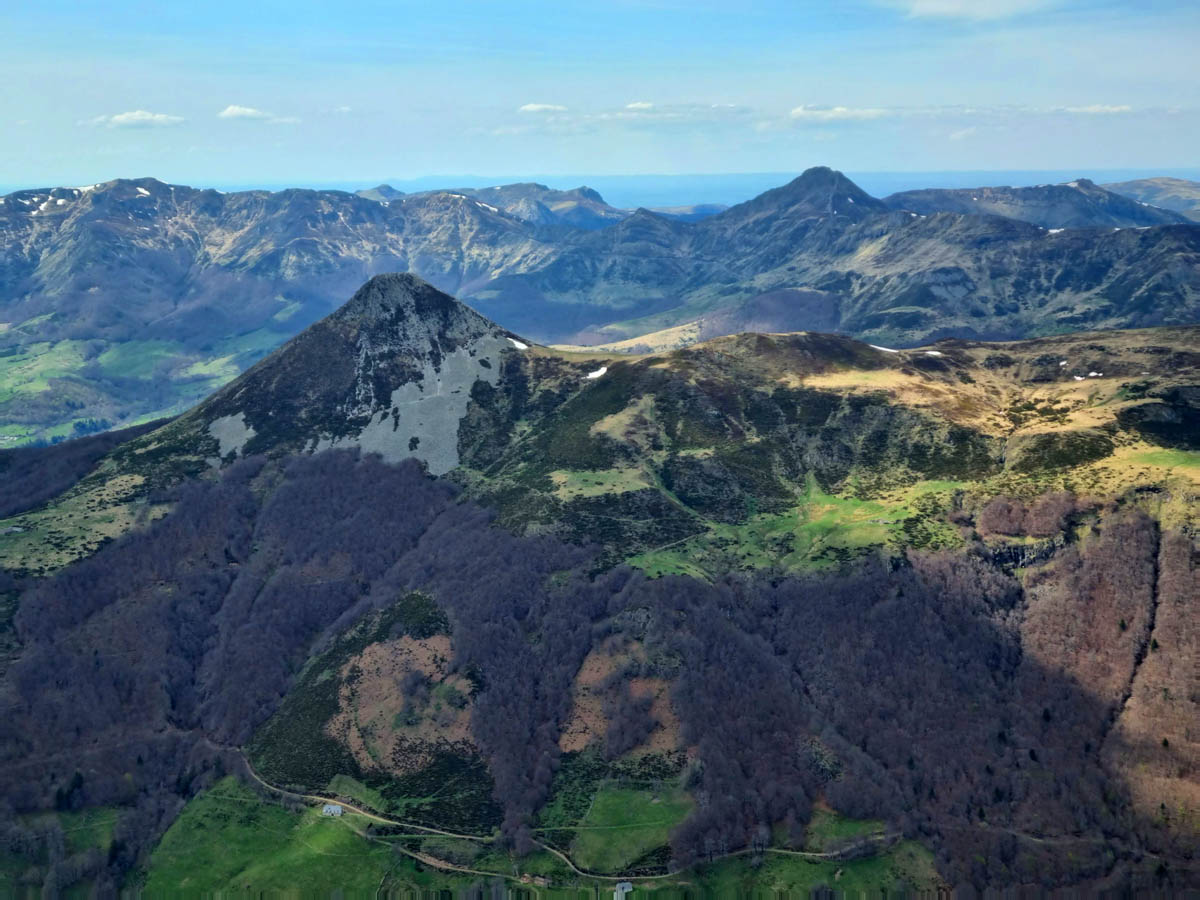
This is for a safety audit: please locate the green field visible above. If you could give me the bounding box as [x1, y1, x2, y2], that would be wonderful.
[568, 785, 693, 874]
[96, 341, 181, 379]
[136, 778, 940, 897]
[631, 475, 964, 578]
[0, 340, 88, 400]
[140, 778, 402, 896]
[802, 808, 887, 852]
[1125, 447, 1200, 470]
[671, 840, 940, 897]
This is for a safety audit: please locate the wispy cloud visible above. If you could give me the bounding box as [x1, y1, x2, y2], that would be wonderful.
[218, 104, 270, 120]
[949, 126, 977, 140]
[218, 104, 300, 124]
[790, 105, 891, 122]
[875, 0, 1058, 20]
[86, 109, 185, 128]
[491, 101, 751, 138]
[787, 103, 1140, 128]
[1061, 104, 1133, 115]
[517, 103, 567, 113]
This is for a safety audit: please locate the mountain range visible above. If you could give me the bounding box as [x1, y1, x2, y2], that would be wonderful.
[1, 273, 1197, 894]
[355, 181, 728, 228]
[2, 168, 1198, 446]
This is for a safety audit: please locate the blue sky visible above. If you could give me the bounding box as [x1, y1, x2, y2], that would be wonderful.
[2, 0, 1198, 188]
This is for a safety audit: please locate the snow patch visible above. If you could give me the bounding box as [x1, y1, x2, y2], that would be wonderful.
[924, 350, 943, 357]
[136, 187, 151, 197]
[475, 201, 499, 213]
[1073, 376, 1085, 381]
[1059, 360, 1068, 366]
[55, 198, 66, 205]
[586, 365, 608, 379]
[869, 345, 899, 353]
[507, 337, 528, 350]
[1047, 228, 1065, 234]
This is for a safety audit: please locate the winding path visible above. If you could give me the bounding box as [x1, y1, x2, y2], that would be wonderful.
[236, 751, 901, 883]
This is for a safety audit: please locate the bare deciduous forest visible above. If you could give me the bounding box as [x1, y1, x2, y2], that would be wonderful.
[2, 447, 1194, 892]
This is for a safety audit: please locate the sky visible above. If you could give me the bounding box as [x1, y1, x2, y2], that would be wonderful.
[2, 0, 1198, 190]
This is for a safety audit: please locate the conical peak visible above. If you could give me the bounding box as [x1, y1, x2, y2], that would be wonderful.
[331, 273, 463, 326]
[784, 167, 880, 207]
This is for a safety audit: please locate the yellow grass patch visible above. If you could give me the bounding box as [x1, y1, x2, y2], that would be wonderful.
[0, 474, 167, 572]
[549, 468, 653, 500]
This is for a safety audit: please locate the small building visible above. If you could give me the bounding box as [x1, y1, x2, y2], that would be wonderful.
[321, 803, 344, 817]
[614, 882, 633, 900]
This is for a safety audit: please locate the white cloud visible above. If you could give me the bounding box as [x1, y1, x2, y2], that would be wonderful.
[88, 109, 185, 128]
[876, 0, 1057, 19]
[790, 105, 891, 122]
[218, 104, 271, 120]
[218, 104, 300, 124]
[949, 126, 977, 140]
[518, 103, 568, 114]
[1061, 104, 1133, 115]
[625, 101, 654, 110]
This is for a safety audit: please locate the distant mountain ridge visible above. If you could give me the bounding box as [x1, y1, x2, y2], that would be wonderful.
[883, 178, 1190, 228]
[0, 177, 553, 443]
[1103, 176, 1200, 222]
[355, 180, 727, 228]
[2, 167, 1199, 444]
[476, 167, 1200, 346]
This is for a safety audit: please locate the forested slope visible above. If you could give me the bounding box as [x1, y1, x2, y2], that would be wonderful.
[0, 275, 1196, 895]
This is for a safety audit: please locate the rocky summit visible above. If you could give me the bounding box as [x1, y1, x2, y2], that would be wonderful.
[194, 273, 527, 474]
